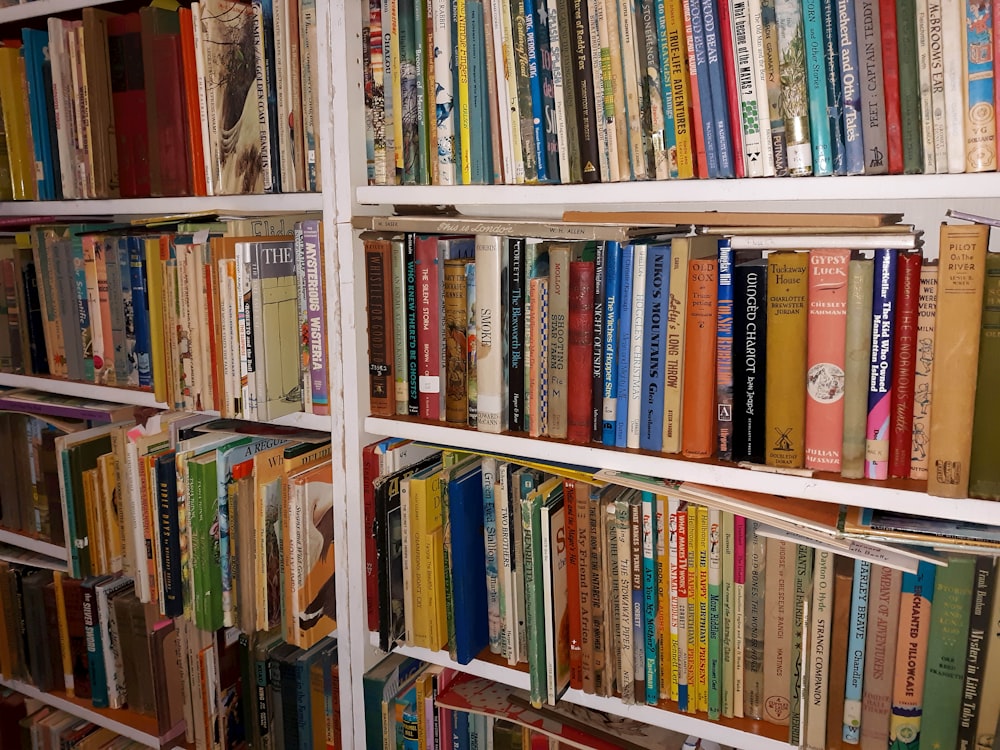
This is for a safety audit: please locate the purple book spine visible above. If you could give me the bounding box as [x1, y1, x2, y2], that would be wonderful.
[302, 219, 329, 415]
[865, 248, 898, 479]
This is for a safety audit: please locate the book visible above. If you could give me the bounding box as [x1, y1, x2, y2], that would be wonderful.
[865, 248, 898, 480]
[927, 223, 990, 498]
[547, 243, 571, 440]
[970, 252, 1000, 498]
[888, 252, 922, 478]
[762, 537, 791, 725]
[715, 240, 734, 460]
[364, 236, 396, 417]
[567, 260, 595, 445]
[475, 234, 507, 434]
[732, 258, 768, 463]
[910, 261, 937, 481]
[681, 257, 718, 458]
[640, 243, 671, 453]
[841, 256, 875, 479]
[804, 550, 833, 750]
[859, 564, 901, 749]
[764, 252, 808, 469]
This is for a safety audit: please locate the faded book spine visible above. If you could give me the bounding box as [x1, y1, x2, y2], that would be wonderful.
[567, 260, 595, 445]
[444, 258, 469, 424]
[969, 252, 1000, 498]
[475, 234, 507, 434]
[910, 261, 937, 480]
[859, 565, 902, 750]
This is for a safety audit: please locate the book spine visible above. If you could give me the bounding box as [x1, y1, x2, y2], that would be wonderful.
[602, 241, 622, 445]
[665, 0, 697, 176]
[686, 0, 721, 176]
[403, 234, 420, 415]
[564, 481, 583, 689]
[82, 582, 108, 707]
[528, 276, 548, 436]
[639, 0, 670, 179]
[956, 557, 995, 750]
[642, 492, 659, 705]
[676, 502, 690, 711]
[568, 0, 601, 182]
[548, 244, 570, 439]
[733, 514, 746, 717]
[444, 260, 470, 424]
[701, 0, 736, 176]
[547, 1, 571, 183]
[838, 0, 866, 173]
[963, 0, 996, 171]
[910, 261, 937, 480]
[686, 504, 700, 712]
[820, 0, 846, 174]
[888, 561, 937, 747]
[731, 0, 766, 177]
[970, 254, 1000, 498]
[475, 234, 507, 433]
[805, 249, 851, 472]
[523, 0, 550, 182]
[879, 0, 905, 174]
[614, 245, 636, 448]
[927, 223, 989, 498]
[594, 0, 619, 182]
[466, 262, 478, 427]
[841, 257, 875, 478]
[804, 549, 832, 750]
[732, 260, 768, 463]
[744, 520, 766, 720]
[640, 244, 670, 452]
[856, 0, 889, 174]
[626, 244, 649, 449]
[942, 0, 966, 172]
[716, 240, 734, 460]
[681, 258, 718, 458]
[865, 248, 898, 480]
[888, 252, 921, 478]
[696, 504, 709, 713]
[860, 564, 901, 750]
[803, 0, 834, 173]
[630, 496, 645, 704]
[364, 239, 396, 417]
[707, 508, 721, 720]
[915, 0, 937, 172]
[591, 241, 606, 441]
[568, 261, 595, 444]
[764, 251, 808, 469]
[508, 238, 525, 430]
[787, 543, 812, 746]
[762, 537, 790, 725]
[775, 0, 813, 175]
[897, 0, 924, 173]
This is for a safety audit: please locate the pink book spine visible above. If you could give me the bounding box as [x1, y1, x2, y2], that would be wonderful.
[733, 514, 747, 718]
[910, 262, 937, 481]
[804, 249, 852, 471]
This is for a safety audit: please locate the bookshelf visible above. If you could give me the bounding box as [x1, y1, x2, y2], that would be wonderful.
[0, 194, 325, 217]
[327, 3, 1000, 750]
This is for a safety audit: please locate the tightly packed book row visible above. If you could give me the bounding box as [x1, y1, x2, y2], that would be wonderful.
[363, 445, 1000, 750]
[364, 654, 702, 750]
[361, 211, 1000, 501]
[0, 559, 340, 750]
[0, 699, 152, 750]
[0, 0, 321, 201]
[362, 0, 998, 186]
[18, 212, 329, 421]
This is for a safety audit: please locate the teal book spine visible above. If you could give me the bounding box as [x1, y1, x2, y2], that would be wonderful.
[802, 0, 833, 173]
[642, 491, 659, 705]
[843, 559, 872, 743]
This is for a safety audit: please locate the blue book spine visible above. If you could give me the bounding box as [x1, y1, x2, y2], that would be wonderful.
[716, 239, 734, 460]
[481, 458, 501, 654]
[802, 0, 833, 174]
[71, 234, 94, 383]
[865, 248, 898, 480]
[534, 0, 560, 182]
[641, 491, 660, 705]
[837, 0, 865, 173]
[640, 243, 671, 452]
[82, 581, 109, 708]
[117, 238, 136, 387]
[450, 467, 490, 664]
[62, 453, 79, 578]
[21, 31, 54, 200]
[843, 559, 871, 743]
[820, 0, 846, 173]
[466, 1, 492, 183]
[412, 0, 429, 185]
[602, 241, 622, 445]
[614, 244, 636, 448]
[965, 0, 995, 171]
[688, 0, 720, 176]
[654, 0, 678, 177]
[523, 0, 550, 182]
[295, 658, 315, 750]
[127, 237, 152, 389]
[452, 710, 469, 750]
[700, 0, 735, 176]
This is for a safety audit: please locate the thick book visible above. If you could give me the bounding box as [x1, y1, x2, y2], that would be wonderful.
[865, 248, 898, 480]
[732, 258, 768, 463]
[106, 14, 150, 198]
[969, 252, 1000, 498]
[567, 260, 595, 445]
[804, 248, 850, 472]
[447, 460, 489, 665]
[910, 261, 937, 481]
[80, 8, 122, 197]
[956, 557, 995, 750]
[888, 561, 937, 749]
[681, 257, 719, 459]
[927, 223, 989, 498]
[475, 234, 508, 434]
[888, 252, 921, 478]
[859, 564, 901, 750]
[764, 251, 808, 469]
[640, 243, 671, 452]
[363, 236, 396, 417]
[841, 256, 875, 479]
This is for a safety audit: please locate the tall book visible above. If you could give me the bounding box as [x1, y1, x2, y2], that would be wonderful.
[826, 555, 855, 750]
[956, 557, 995, 750]
[364, 236, 396, 417]
[732, 258, 768, 463]
[969, 252, 1000, 498]
[444, 258, 470, 424]
[475, 234, 508, 434]
[548, 243, 570, 439]
[920, 555, 976, 750]
[715, 240, 734, 460]
[567, 260, 595, 445]
[888, 252, 921, 478]
[910, 260, 937, 481]
[971, 561, 1000, 750]
[764, 251, 808, 469]
[843, 559, 871, 744]
[640, 243, 671, 453]
[681, 257, 719, 458]
[804, 248, 850, 472]
[859, 565, 901, 750]
[927, 223, 989, 498]
[865, 248, 898, 480]
[841, 255, 874, 478]
[761, 537, 791, 726]
[508, 238, 526, 431]
[803, 550, 833, 750]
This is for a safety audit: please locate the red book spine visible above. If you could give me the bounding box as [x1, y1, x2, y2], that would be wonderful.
[564, 479, 583, 689]
[178, 7, 207, 196]
[567, 261, 595, 444]
[682, 258, 719, 457]
[61, 577, 91, 699]
[889, 251, 922, 477]
[682, 0, 709, 177]
[415, 235, 441, 420]
[362, 442, 380, 632]
[150, 29, 192, 196]
[879, 0, 904, 174]
[107, 14, 150, 198]
[716, 0, 745, 178]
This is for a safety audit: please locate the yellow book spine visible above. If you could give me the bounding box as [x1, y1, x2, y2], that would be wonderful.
[427, 472, 448, 650]
[456, 0, 472, 185]
[765, 251, 809, 468]
[696, 503, 710, 713]
[665, 0, 694, 178]
[0, 49, 35, 200]
[144, 238, 168, 405]
[410, 473, 431, 648]
[686, 503, 699, 713]
[657, 496, 674, 701]
[52, 571, 74, 696]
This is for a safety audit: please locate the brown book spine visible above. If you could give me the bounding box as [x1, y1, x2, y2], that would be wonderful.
[363, 237, 396, 417]
[765, 251, 809, 468]
[444, 259, 469, 424]
[826, 555, 856, 750]
[888, 252, 922, 477]
[762, 537, 791, 726]
[681, 258, 719, 458]
[860, 565, 902, 749]
[567, 261, 595, 445]
[564, 480, 583, 689]
[61, 577, 91, 700]
[910, 261, 938, 481]
[577, 480, 594, 694]
[927, 223, 989, 498]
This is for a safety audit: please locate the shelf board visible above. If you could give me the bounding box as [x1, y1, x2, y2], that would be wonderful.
[0, 193, 323, 217]
[268, 410, 333, 431]
[0, 374, 167, 409]
[0, 0, 119, 23]
[0, 678, 186, 747]
[0, 528, 67, 565]
[366, 417, 1000, 524]
[357, 173, 1000, 206]
[390, 644, 791, 750]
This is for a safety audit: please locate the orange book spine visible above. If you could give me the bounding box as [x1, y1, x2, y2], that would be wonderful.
[804, 248, 851, 471]
[681, 258, 719, 457]
[178, 7, 207, 196]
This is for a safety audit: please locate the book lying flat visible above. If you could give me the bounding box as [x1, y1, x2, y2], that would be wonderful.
[562, 210, 905, 228]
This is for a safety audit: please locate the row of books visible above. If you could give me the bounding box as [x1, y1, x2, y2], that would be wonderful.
[361, 211, 1000, 500]
[364, 447, 1000, 749]
[22, 212, 329, 420]
[1, 699, 151, 750]
[0, 560, 341, 750]
[362, 0, 997, 185]
[1, 0, 320, 201]
[41, 408, 335, 657]
[363, 655, 694, 750]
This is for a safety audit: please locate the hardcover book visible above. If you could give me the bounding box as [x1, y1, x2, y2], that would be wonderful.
[732, 258, 768, 463]
[969, 251, 1000, 498]
[865, 248, 898, 480]
[888, 252, 922, 478]
[681, 257, 719, 458]
[841, 256, 874, 479]
[910, 260, 937, 481]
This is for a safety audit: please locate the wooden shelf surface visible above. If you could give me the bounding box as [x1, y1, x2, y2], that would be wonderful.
[0, 193, 323, 217]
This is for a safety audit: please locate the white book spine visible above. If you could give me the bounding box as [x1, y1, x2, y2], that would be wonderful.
[475, 234, 507, 433]
[617, 0, 647, 180]
[804, 550, 832, 750]
[940, 0, 966, 172]
[488, 0, 514, 185]
[47, 20, 76, 199]
[626, 243, 648, 449]
[125, 437, 151, 602]
[499, 0, 525, 184]
[191, 3, 215, 196]
[598, 0, 625, 181]
[915, 0, 937, 173]
[733, 0, 765, 177]
[747, 0, 775, 175]
[433, 0, 456, 185]
[547, 3, 571, 184]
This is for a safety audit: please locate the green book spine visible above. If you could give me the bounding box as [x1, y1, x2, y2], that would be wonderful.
[921, 555, 976, 750]
[841, 256, 875, 478]
[970, 253, 1000, 499]
[521, 484, 544, 708]
[896, 0, 923, 173]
